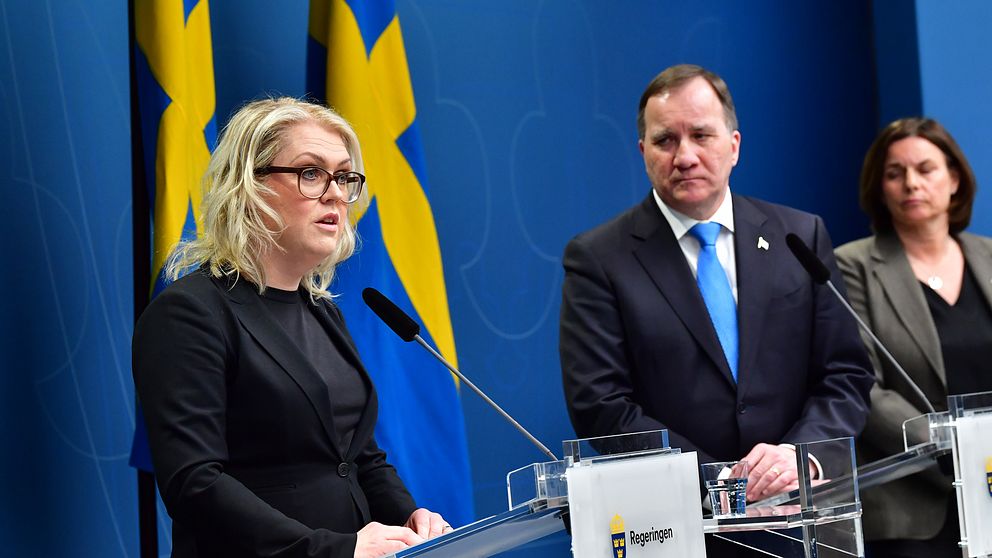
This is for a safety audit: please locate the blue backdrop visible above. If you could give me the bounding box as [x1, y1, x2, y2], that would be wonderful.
[0, 2, 135, 556]
[1, 1, 989, 556]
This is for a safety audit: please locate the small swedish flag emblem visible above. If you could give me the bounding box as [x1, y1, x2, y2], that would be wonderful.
[611, 514, 626, 558]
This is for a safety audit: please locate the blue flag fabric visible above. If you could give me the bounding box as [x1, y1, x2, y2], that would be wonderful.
[129, 0, 217, 471]
[307, 0, 475, 526]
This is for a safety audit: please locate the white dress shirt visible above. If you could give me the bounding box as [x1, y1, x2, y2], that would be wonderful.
[653, 188, 738, 303]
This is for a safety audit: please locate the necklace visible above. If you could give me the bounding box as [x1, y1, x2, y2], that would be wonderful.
[906, 237, 955, 292]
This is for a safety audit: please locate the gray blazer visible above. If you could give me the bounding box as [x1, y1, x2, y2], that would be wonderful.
[835, 231, 992, 541]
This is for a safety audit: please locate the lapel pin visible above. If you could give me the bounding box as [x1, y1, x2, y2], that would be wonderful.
[757, 236, 769, 251]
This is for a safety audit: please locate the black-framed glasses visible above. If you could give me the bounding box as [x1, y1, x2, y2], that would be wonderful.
[257, 166, 365, 203]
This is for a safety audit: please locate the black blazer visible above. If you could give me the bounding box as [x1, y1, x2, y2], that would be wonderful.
[560, 193, 874, 465]
[132, 269, 416, 558]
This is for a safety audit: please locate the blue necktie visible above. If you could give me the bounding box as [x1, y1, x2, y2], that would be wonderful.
[688, 222, 739, 381]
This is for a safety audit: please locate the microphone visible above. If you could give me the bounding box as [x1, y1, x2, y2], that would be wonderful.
[362, 288, 558, 461]
[785, 234, 831, 284]
[362, 287, 420, 342]
[785, 233, 935, 414]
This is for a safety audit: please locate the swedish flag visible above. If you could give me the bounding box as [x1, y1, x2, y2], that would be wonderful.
[129, 0, 217, 471]
[307, 0, 474, 526]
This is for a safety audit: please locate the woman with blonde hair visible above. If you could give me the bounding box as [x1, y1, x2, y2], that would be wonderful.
[133, 97, 449, 558]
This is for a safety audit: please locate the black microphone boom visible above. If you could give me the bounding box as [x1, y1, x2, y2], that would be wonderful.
[362, 287, 420, 341]
[785, 234, 935, 414]
[361, 287, 558, 461]
[786, 233, 831, 284]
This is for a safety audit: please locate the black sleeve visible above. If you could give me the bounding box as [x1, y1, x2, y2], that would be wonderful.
[355, 435, 418, 526]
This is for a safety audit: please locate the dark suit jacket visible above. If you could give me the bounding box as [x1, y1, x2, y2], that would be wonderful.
[132, 269, 416, 558]
[835, 232, 992, 540]
[560, 193, 874, 467]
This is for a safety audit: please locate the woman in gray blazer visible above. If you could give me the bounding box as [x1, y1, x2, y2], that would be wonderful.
[836, 117, 992, 558]
[133, 98, 449, 558]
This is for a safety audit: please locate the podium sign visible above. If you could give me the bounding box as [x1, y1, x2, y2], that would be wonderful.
[395, 432, 862, 557]
[954, 414, 992, 557]
[567, 451, 705, 558]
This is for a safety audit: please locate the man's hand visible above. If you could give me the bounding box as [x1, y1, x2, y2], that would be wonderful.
[353, 522, 423, 558]
[404, 508, 451, 540]
[742, 443, 816, 502]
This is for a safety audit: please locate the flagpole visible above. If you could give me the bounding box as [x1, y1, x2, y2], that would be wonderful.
[128, 0, 157, 555]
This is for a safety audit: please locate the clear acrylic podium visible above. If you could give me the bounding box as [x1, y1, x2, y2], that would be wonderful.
[761, 390, 992, 558]
[944, 391, 992, 557]
[871, 391, 992, 558]
[706, 437, 864, 558]
[390, 431, 866, 557]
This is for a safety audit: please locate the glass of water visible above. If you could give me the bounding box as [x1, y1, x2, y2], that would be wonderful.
[700, 460, 749, 518]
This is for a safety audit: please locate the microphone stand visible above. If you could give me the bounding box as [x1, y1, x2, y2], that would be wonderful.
[823, 281, 936, 414]
[413, 334, 558, 461]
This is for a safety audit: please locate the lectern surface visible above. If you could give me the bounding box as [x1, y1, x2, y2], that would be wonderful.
[390, 506, 566, 558]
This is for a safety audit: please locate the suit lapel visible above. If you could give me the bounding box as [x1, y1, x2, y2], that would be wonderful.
[870, 234, 945, 384]
[221, 278, 345, 458]
[630, 195, 736, 387]
[960, 233, 992, 309]
[731, 195, 775, 394]
[308, 301, 378, 462]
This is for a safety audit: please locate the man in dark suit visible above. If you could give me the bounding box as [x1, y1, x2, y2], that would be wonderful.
[560, 64, 874, 506]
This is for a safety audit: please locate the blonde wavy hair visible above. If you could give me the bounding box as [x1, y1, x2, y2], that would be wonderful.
[167, 97, 369, 300]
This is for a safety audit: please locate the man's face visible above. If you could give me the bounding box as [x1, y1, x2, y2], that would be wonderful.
[638, 77, 741, 220]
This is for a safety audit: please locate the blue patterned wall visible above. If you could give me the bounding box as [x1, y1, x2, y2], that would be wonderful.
[6, 1, 988, 556]
[0, 2, 134, 556]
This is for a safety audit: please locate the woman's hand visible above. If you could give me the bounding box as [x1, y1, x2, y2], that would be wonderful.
[353, 522, 423, 558]
[404, 508, 452, 539]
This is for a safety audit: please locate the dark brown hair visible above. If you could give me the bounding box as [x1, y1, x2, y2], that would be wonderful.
[859, 117, 975, 234]
[637, 64, 738, 139]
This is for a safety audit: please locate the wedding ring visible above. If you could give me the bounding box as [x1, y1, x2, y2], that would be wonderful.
[770, 467, 781, 476]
